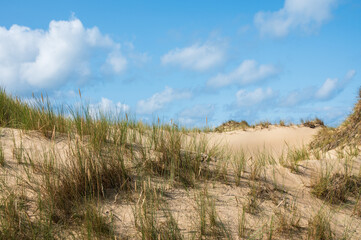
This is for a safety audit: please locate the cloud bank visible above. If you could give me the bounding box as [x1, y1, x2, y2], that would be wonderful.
[254, 0, 337, 37]
[0, 18, 127, 94]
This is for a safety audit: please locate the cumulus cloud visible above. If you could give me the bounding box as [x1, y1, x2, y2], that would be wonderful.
[315, 78, 338, 100]
[161, 42, 226, 71]
[283, 69, 356, 106]
[236, 88, 277, 107]
[0, 18, 127, 94]
[137, 87, 192, 114]
[89, 97, 130, 117]
[207, 60, 278, 88]
[315, 69, 356, 100]
[254, 0, 337, 37]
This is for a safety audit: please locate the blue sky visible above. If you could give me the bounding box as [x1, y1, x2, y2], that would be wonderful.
[0, 0, 360, 127]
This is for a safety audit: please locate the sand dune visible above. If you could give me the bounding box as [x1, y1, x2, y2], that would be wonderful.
[1, 124, 361, 239]
[206, 125, 319, 155]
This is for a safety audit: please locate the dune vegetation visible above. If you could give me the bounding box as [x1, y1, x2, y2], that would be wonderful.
[0, 87, 360, 239]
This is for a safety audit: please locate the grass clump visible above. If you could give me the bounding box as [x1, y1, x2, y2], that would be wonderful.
[13, 141, 24, 164]
[0, 190, 114, 239]
[244, 183, 273, 214]
[279, 120, 286, 126]
[0, 142, 5, 167]
[311, 148, 323, 160]
[255, 121, 271, 129]
[41, 143, 132, 221]
[249, 148, 275, 181]
[215, 120, 249, 132]
[0, 182, 64, 240]
[0, 191, 37, 239]
[273, 203, 302, 237]
[237, 206, 249, 239]
[244, 188, 261, 215]
[232, 150, 247, 186]
[301, 118, 324, 129]
[134, 180, 183, 240]
[244, 182, 280, 215]
[307, 210, 333, 240]
[353, 196, 361, 217]
[0, 88, 69, 138]
[141, 126, 221, 187]
[311, 171, 361, 204]
[81, 203, 115, 239]
[18, 137, 132, 239]
[311, 88, 361, 150]
[195, 188, 230, 239]
[280, 145, 309, 173]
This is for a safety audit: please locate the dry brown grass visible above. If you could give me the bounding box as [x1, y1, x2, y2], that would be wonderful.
[311, 172, 361, 204]
[354, 196, 361, 217]
[311, 88, 361, 150]
[307, 210, 334, 240]
[301, 118, 324, 129]
[215, 120, 250, 132]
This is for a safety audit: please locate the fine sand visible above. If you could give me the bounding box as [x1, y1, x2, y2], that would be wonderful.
[1, 125, 361, 239]
[206, 125, 319, 156]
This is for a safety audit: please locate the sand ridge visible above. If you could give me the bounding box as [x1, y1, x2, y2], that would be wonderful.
[206, 125, 319, 155]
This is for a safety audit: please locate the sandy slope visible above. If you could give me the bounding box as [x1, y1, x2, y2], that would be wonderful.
[1, 126, 361, 239]
[206, 125, 319, 155]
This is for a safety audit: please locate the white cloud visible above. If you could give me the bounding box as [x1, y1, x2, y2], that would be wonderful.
[315, 69, 356, 100]
[89, 97, 130, 117]
[137, 87, 191, 114]
[207, 60, 278, 88]
[283, 69, 356, 105]
[161, 42, 225, 71]
[254, 0, 337, 37]
[315, 78, 338, 100]
[236, 88, 276, 107]
[0, 18, 127, 94]
[102, 48, 127, 74]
